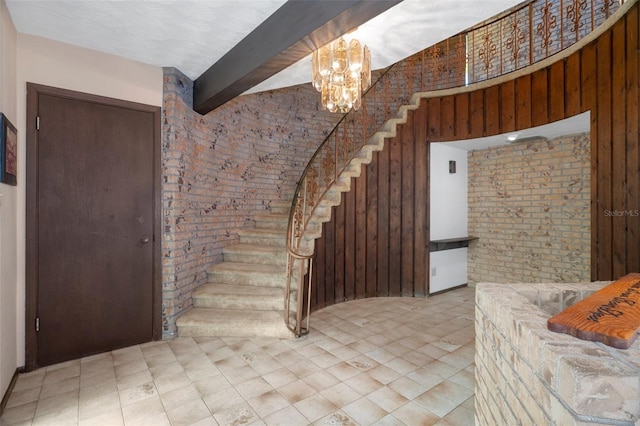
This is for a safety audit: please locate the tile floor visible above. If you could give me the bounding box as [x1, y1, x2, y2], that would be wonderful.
[1, 286, 476, 426]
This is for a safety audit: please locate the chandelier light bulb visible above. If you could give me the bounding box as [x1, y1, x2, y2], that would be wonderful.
[312, 35, 371, 113]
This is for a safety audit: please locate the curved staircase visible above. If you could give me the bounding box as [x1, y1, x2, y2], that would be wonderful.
[176, 95, 424, 339]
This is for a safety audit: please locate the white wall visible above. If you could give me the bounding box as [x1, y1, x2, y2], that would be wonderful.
[430, 144, 468, 238]
[7, 34, 163, 380]
[429, 144, 468, 293]
[0, 0, 18, 401]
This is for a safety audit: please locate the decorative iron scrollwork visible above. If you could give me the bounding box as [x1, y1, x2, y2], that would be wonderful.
[537, 3, 558, 50]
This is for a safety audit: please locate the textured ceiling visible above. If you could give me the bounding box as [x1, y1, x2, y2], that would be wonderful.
[6, 0, 523, 94]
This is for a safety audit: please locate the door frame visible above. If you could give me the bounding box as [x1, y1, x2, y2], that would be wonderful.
[25, 83, 163, 371]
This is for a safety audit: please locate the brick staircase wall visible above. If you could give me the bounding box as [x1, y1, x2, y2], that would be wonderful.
[161, 68, 342, 338]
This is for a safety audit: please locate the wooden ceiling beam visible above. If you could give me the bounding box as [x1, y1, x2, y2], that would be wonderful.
[193, 0, 402, 115]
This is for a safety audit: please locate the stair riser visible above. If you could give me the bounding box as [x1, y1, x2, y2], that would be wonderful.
[193, 296, 287, 311]
[207, 272, 291, 287]
[255, 221, 287, 230]
[178, 324, 293, 339]
[238, 235, 286, 247]
[223, 251, 287, 266]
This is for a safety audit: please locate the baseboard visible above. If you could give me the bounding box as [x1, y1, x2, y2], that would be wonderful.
[0, 367, 25, 417]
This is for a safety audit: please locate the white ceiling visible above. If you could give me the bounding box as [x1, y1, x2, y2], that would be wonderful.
[5, 0, 589, 140]
[6, 0, 523, 93]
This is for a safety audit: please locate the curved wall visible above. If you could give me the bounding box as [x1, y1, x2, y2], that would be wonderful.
[311, 2, 638, 307]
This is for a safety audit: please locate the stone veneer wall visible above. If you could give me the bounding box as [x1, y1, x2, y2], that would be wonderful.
[475, 282, 640, 425]
[467, 133, 591, 285]
[161, 68, 342, 337]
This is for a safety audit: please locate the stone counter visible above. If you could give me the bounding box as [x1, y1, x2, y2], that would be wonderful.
[475, 281, 640, 425]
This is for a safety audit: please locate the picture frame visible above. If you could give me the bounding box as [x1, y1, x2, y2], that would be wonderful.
[0, 113, 17, 186]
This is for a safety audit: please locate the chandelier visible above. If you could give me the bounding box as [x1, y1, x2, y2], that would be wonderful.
[312, 36, 371, 113]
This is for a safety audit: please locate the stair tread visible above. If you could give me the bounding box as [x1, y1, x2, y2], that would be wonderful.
[193, 283, 283, 297]
[224, 244, 286, 255]
[207, 262, 285, 275]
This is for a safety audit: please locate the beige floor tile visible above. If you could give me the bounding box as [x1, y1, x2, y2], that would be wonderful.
[212, 402, 258, 425]
[40, 376, 80, 400]
[159, 383, 201, 411]
[34, 389, 79, 418]
[294, 393, 337, 423]
[203, 387, 245, 413]
[314, 410, 359, 426]
[367, 365, 402, 385]
[78, 407, 124, 426]
[388, 376, 429, 400]
[275, 379, 316, 404]
[302, 370, 340, 392]
[234, 376, 273, 400]
[5, 386, 41, 409]
[31, 403, 78, 426]
[121, 395, 165, 424]
[166, 398, 211, 426]
[0, 401, 37, 425]
[342, 397, 388, 425]
[78, 390, 121, 421]
[193, 374, 232, 398]
[391, 401, 440, 425]
[1, 287, 479, 426]
[262, 405, 308, 425]
[118, 382, 158, 407]
[223, 364, 259, 386]
[262, 367, 298, 388]
[246, 389, 290, 418]
[319, 382, 362, 408]
[366, 386, 409, 413]
[344, 373, 384, 395]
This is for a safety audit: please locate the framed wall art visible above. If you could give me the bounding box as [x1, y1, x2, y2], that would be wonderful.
[0, 113, 17, 185]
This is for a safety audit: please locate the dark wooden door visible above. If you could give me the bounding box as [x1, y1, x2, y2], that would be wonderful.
[28, 86, 160, 367]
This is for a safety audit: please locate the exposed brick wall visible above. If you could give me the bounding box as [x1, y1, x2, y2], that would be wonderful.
[475, 281, 640, 425]
[161, 67, 341, 337]
[467, 133, 590, 285]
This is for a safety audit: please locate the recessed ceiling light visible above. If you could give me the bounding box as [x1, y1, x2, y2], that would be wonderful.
[507, 135, 518, 141]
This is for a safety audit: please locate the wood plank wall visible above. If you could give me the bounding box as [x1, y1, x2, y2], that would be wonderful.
[310, 3, 639, 310]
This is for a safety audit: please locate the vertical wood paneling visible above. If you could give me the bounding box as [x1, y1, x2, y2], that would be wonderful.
[377, 142, 390, 296]
[344, 177, 356, 300]
[310, 4, 639, 311]
[516, 75, 532, 129]
[324, 218, 335, 305]
[565, 53, 581, 117]
[428, 98, 441, 140]
[581, 42, 598, 280]
[485, 85, 500, 136]
[455, 93, 470, 139]
[470, 90, 485, 137]
[625, 6, 639, 274]
[440, 96, 455, 140]
[401, 115, 415, 296]
[548, 61, 565, 122]
[596, 30, 613, 279]
[532, 69, 549, 127]
[366, 152, 379, 297]
[500, 79, 516, 133]
[313, 232, 325, 308]
[355, 168, 367, 298]
[389, 130, 403, 296]
[612, 18, 627, 278]
[414, 107, 428, 297]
